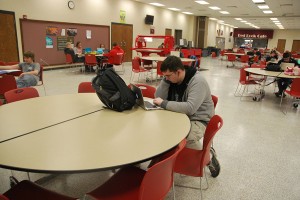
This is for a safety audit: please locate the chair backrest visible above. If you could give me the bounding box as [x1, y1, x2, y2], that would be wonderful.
[0, 75, 17, 96]
[240, 55, 249, 63]
[132, 57, 142, 71]
[134, 84, 156, 98]
[239, 67, 248, 82]
[112, 53, 124, 65]
[78, 82, 96, 93]
[85, 54, 97, 65]
[0, 101, 3, 106]
[139, 139, 186, 200]
[65, 54, 73, 64]
[227, 54, 236, 61]
[0, 61, 6, 66]
[38, 65, 44, 84]
[156, 61, 163, 76]
[211, 95, 218, 109]
[4, 87, 39, 103]
[0, 194, 9, 200]
[201, 115, 223, 168]
[181, 49, 190, 58]
[290, 78, 300, 94]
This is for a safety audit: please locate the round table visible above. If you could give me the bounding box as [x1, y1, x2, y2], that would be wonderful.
[0, 94, 190, 173]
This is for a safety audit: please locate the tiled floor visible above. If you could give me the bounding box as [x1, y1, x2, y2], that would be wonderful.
[1, 57, 300, 199]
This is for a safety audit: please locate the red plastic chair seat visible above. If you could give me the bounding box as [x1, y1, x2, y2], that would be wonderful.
[2, 180, 76, 200]
[4, 87, 39, 103]
[78, 82, 95, 93]
[87, 166, 145, 200]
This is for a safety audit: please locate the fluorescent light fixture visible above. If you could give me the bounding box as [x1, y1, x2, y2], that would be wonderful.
[168, 8, 180, 11]
[235, 18, 243, 20]
[275, 22, 281, 25]
[252, 0, 265, 3]
[258, 5, 269, 9]
[220, 11, 230, 14]
[273, 20, 280, 23]
[149, 3, 165, 6]
[195, 1, 209, 5]
[241, 20, 247, 22]
[234, 26, 238, 28]
[270, 18, 278, 20]
[263, 10, 273, 14]
[209, 18, 218, 20]
[245, 23, 252, 25]
[182, 12, 193, 15]
[218, 20, 224, 23]
[209, 6, 221, 10]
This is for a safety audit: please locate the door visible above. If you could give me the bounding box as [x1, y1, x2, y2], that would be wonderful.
[277, 39, 286, 53]
[174, 29, 182, 46]
[165, 28, 172, 36]
[216, 37, 225, 49]
[291, 40, 300, 53]
[111, 23, 133, 62]
[0, 10, 19, 62]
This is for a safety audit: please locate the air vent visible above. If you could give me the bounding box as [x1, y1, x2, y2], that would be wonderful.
[280, 4, 293, 7]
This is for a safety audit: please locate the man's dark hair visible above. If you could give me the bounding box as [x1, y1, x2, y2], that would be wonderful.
[112, 42, 118, 47]
[283, 52, 291, 58]
[23, 51, 35, 61]
[160, 56, 184, 72]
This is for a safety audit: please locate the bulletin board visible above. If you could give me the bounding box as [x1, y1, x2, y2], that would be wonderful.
[20, 19, 110, 65]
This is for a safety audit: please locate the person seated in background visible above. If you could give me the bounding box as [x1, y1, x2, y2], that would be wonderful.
[73, 41, 84, 62]
[64, 42, 77, 63]
[158, 43, 164, 49]
[266, 50, 278, 65]
[0, 51, 40, 88]
[153, 56, 214, 150]
[174, 46, 184, 58]
[103, 42, 124, 67]
[275, 52, 299, 97]
[100, 44, 109, 53]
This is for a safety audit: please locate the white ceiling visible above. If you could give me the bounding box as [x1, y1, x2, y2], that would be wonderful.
[133, 0, 300, 30]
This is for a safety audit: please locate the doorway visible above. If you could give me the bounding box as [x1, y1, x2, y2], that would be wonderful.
[0, 10, 19, 62]
[277, 39, 286, 53]
[291, 40, 300, 53]
[165, 28, 172, 36]
[174, 29, 182, 46]
[111, 23, 133, 62]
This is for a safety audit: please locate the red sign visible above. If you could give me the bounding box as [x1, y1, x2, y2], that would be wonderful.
[233, 29, 273, 39]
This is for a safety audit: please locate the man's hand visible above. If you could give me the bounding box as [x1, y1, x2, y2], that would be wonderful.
[153, 97, 163, 106]
[19, 73, 26, 77]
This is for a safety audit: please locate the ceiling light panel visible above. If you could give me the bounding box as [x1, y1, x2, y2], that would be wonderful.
[182, 12, 193, 15]
[195, 1, 209, 5]
[258, 5, 269, 9]
[263, 10, 273, 14]
[209, 6, 221, 10]
[168, 8, 180, 11]
[149, 3, 165, 7]
[252, 0, 265, 3]
[220, 11, 230, 14]
[235, 18, 243, 20]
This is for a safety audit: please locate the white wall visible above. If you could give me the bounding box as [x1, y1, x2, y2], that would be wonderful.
[207, 19, 234, 49]
[268, 29, 300, 52]
[0, 0, 195, 60]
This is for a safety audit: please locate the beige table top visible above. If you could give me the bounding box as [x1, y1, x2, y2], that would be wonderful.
[0, 106, 190, 173]
[134, 49, 163, 53]
[245, 68, 300, 79]
[141, 56, 194, 62]
[224, 52, 245, 56]
[0, 93, 103, 142]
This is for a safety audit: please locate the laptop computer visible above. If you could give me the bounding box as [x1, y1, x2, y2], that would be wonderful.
[130, 84, 162, 110]
[280, 62, 295, 71]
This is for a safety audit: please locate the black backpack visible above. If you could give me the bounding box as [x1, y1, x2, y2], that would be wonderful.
[92, 68, 136, 112]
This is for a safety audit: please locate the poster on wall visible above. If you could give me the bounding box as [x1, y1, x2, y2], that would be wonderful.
[120, 10, 126, 23]
[57, 36, 74, 51]
[67, 28, 77, 36]
[46, 36, 53, 48]
[86, 30, 91, 39]
[46, 26, 58, 36]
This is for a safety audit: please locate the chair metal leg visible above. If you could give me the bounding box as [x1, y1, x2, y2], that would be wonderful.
[172, 180, 176, 200]
[199, 177, 203, 200]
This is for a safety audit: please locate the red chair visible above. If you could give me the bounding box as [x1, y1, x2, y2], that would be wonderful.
[85, 54, 98, 72]
[133, 84, 156, 98]
[35, 65, 46, 95]
[0, 101, 3, 106]
[65, 53, 73, 64]
[130, 57, 150, 82]
[181, 49, 190, 58]
[211, 52, 217, 58]
[4, 87, 39, 103]
[226, 54, 236, 68]
[280, 78, 300, 112]
[211, 95, 218, 109]
[240, 55, 249, 65]
[2, 180, 77, 200]
[0, 75, 17, 98]
[112, 53, 125, 74]
[78, 82, 95, 93]
[234, 66, 259, 100]
[194, 49, 202, 58]
[156, 61, 163, 81]
[174, 115, 223, 200]
[85, 139, 186, 200]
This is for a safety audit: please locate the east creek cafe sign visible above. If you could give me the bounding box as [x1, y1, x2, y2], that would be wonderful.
[233, 29, 274, 39]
